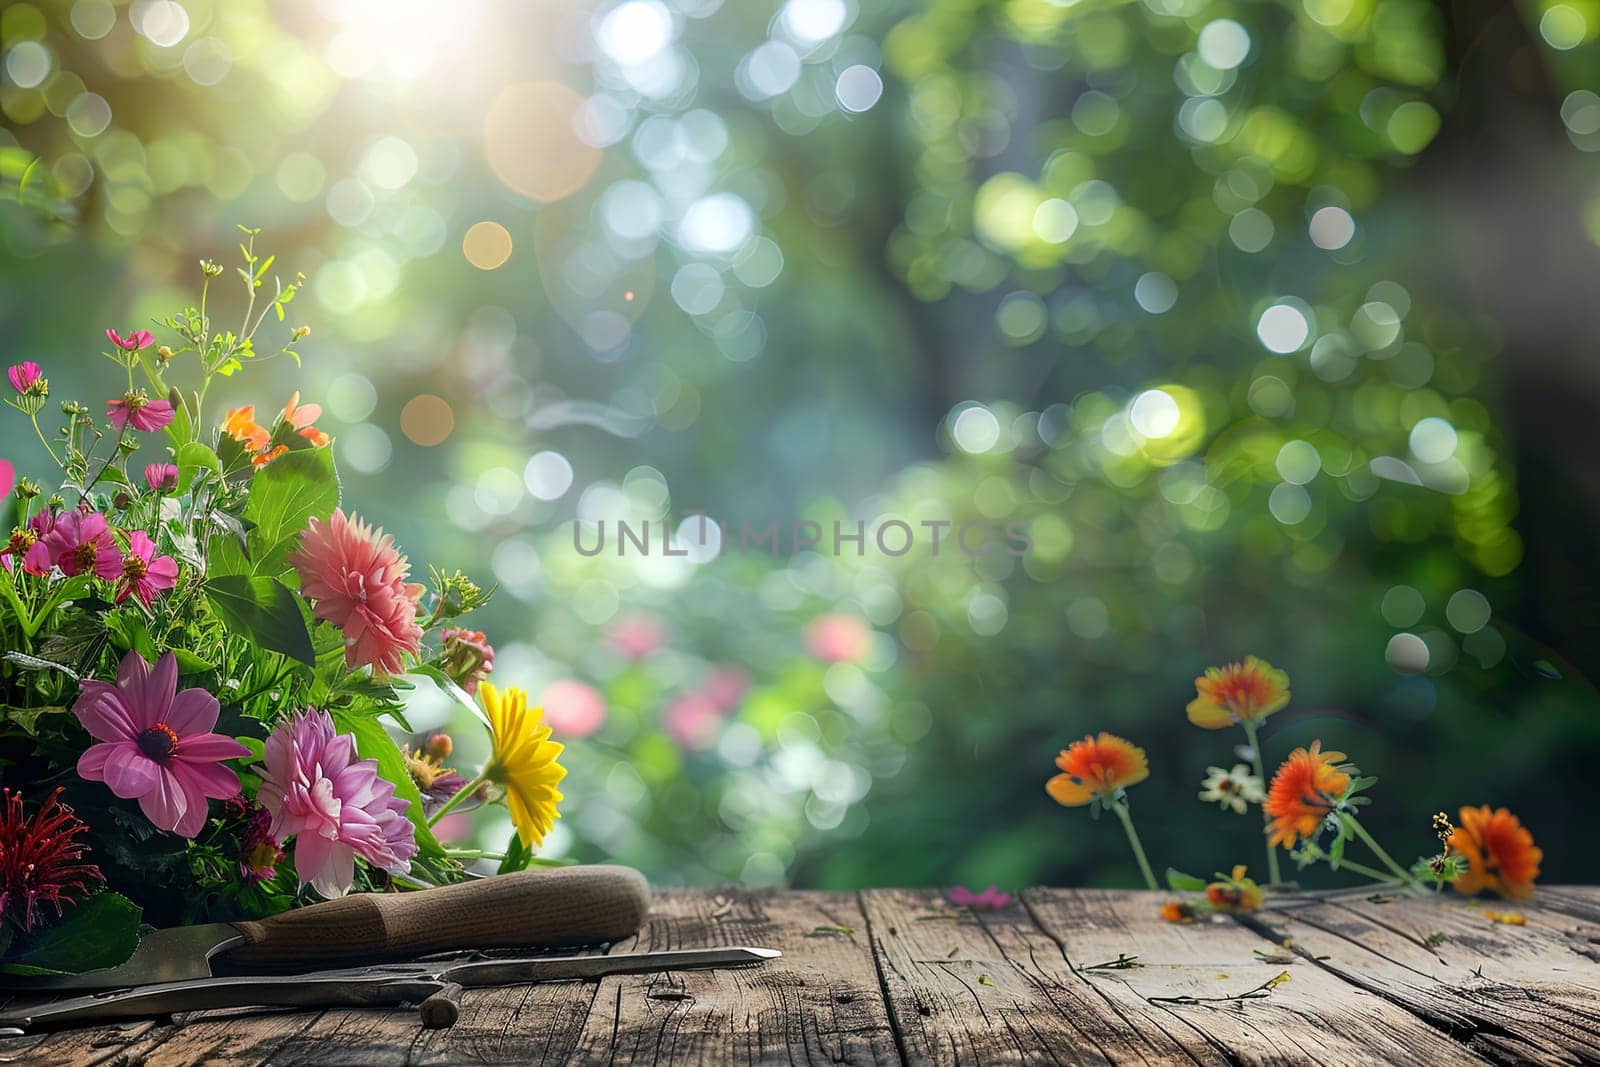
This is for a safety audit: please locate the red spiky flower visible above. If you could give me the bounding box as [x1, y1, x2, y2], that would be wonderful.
[0, 788, 104, 932]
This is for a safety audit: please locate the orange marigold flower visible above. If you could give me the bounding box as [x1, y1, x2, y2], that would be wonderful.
[1448, 805, 1542, 900]
[1204, 865, 1264, 913]
[251, 445, 288, 468]
[223, 405, 272, 451]
[1046, 732, 1150, 807]
[1159, 900, 1195, 924]
[1263, 741, 1350, 849]
[1187, 656, 1291, 729]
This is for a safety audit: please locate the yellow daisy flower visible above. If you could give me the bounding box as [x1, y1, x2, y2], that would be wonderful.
[480, 682, 567, 848]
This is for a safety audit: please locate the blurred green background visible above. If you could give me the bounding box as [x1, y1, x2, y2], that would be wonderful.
[3, 0, 1599, 890]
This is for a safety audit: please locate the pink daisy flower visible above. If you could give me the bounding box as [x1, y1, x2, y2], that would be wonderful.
[106, 328, 154, 352]
[144, 463, 179, 492]
[257, 710, 418, 898]
[116, 530, 179, 606]
[25, 509, 122, 580]
[106, 390, 175, 433]
[288, 509, 424, 675]
[73, 651, 250, 839]
[6, 362, 41, 394]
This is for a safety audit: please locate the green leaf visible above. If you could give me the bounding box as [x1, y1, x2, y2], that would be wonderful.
[329, 706, 446, 863]
[1165, 868, 1207, 892]
[2, 893, 141, 974]
[176, 442, 222, 494]
[204, 576, 314, 665]
[241, 447, 339, 575]
[1, 704, 67, 737]
[408, 665, 489, 728]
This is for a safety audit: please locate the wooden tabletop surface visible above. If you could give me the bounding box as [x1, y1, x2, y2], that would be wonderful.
[8, 886, 1600, 1065]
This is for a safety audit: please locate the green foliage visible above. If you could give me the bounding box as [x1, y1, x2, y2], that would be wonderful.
[0, 893, 141, 976]
[204, 576, 315, 666]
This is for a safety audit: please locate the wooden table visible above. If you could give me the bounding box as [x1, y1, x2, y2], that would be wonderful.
[9, 887, 1600, 1065]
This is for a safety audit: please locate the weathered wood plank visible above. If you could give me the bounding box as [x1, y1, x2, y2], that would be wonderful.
[859, 886, 1211, 1065]
[566, 888, 900, 1065]
[1249, 889, 1600, 1063]
[1026, 888, 1490, 1066]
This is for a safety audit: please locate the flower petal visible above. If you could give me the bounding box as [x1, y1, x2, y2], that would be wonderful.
[173, 753, 244, 799]
[165, 687, 221, 736]
[138, 767, 188, 833]
[102, 746, 160, 799]
[1046, 773, 1093, 807]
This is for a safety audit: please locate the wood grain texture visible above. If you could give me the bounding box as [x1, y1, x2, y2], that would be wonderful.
[1028, 888, 1489, 1066]
[7, 887, 1600, 1065]
[566, 888, 901, 1065]
[1247, 889, 1600, 1063]
[228, 865, 650, 969]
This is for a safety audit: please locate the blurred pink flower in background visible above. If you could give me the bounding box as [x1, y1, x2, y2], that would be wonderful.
[805, 613, 873, 664]
[947, 885, 1015, 910]
[541, 679, 607, 738]
[664, 692, 722, 750]
[0, 459, 12, 500]
[607, 613, 665, 659]
[700, 665, 749, 712]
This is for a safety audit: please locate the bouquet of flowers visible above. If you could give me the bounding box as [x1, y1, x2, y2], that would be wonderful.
[0, 232, 566, 974]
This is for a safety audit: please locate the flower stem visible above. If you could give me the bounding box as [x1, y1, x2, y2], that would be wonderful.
[1111, 799, 1159, 891]
[1330, 856, 1405, 884]
[29, 414, 61, 467]
[1347, 817, 1414, 883]
[1240, 718, 1281, 886]
[426, 774, 486, 828]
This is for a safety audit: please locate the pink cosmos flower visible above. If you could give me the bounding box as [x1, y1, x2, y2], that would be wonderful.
[541, 679, 607, 738]
[24, 510, 122, 579]
[439, 627, 494, 695]
[948, 885, 1015, 910]
[0, 459, 11, 500]
[606, 613, 666, 659]
[257, 710, 418, 898]
[289, 509, 424, 675]
[700, 666, 749, 712]
[106, 329, 154, 352]
[116, 530, 178, 606]
[805, 613, 873, 664]
[107, 391, 175, 433]
[6, 509, 54, 574]
[6, 363, 40, 393]
[144, 463, 179, 492]
[73, 651, 250, 839]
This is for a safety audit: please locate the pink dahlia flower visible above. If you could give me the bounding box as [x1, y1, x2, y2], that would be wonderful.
[116, 530, 179, 606]
[144, 463, 179, 492]
[106, 328, 154, 352]
[289, 509, 425, 675]
[107, 390, 175, 433]
[6, 362, 41, 394]
[73, 651, 250, 839]
[257, 710, 418, 898]
[25, 509, 122, 580]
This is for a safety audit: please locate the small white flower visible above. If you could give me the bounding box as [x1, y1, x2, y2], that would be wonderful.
[1199, 763, 1265, 814]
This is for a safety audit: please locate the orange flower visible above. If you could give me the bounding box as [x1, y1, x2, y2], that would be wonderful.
[1204, 865, 1263, 912]
[1448, 805, 1541, 900]
[223, 405, 271, 451]
[1187, 656, 1290, 729]
[1263, 741, 1350, 848]
[282, 390, 332, 447]
[1046, 732, 1150, 807]
[252, 445, 288, 468]
[1159, 900, 1195, 924]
